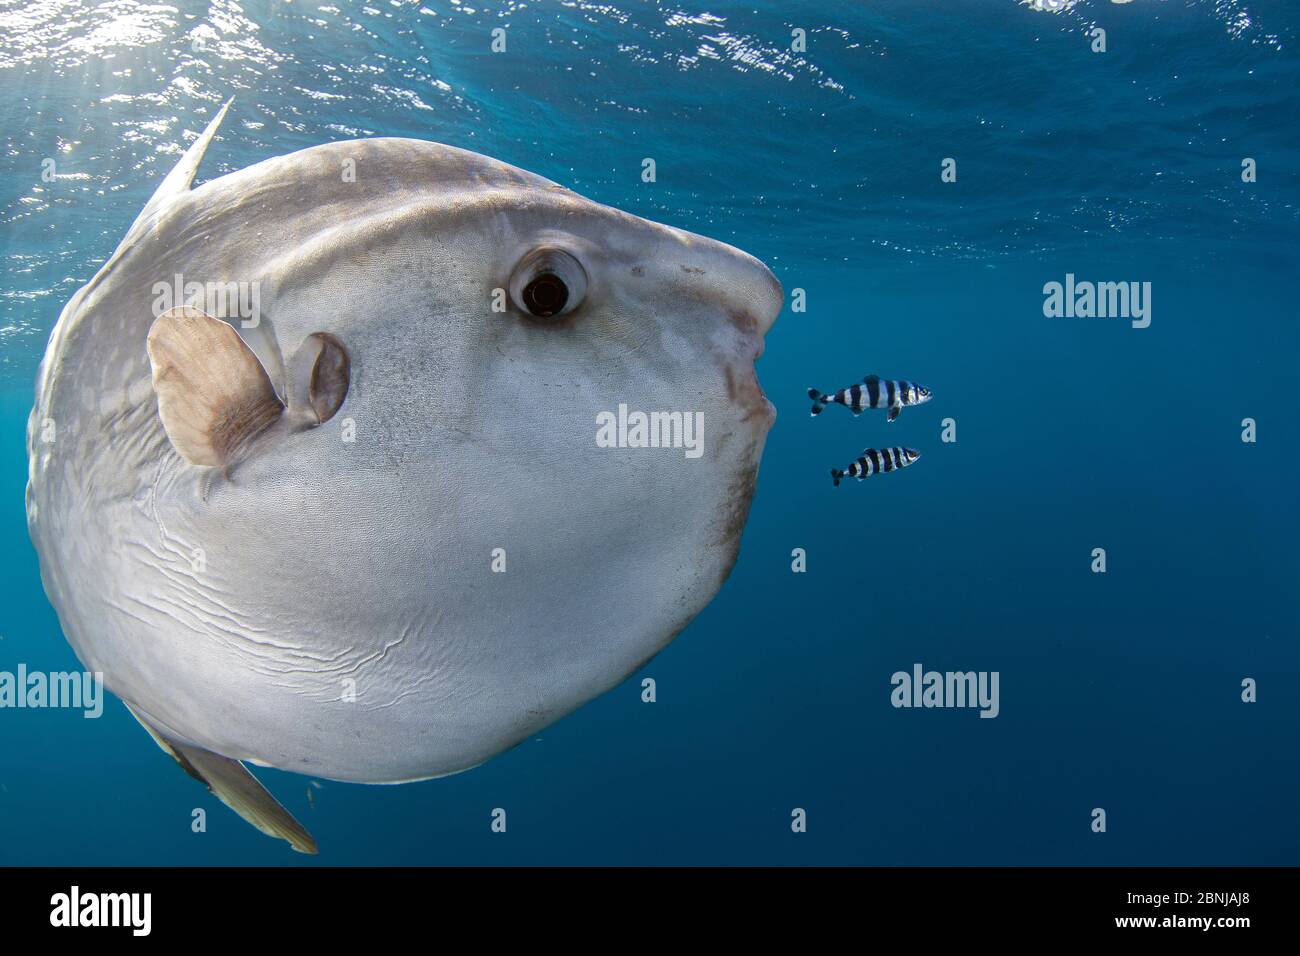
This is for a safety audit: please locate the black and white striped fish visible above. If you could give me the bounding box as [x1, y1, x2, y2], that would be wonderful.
[808, 376, 931, 422]
[830, 447, 920, 486]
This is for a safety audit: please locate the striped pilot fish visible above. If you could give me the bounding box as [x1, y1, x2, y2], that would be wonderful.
[808, 375, 931, 422]
[830, 447, 920, 486]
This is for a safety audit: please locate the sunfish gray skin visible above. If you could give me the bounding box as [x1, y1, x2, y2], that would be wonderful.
[25, 101, 783, 852]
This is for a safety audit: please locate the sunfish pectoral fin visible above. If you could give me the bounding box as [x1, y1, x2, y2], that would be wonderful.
[125, 703, 318, 854]
[124, 97, 232, 244]
[147, 306, 285, 467]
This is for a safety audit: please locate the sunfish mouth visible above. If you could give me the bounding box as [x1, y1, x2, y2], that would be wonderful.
[690, 235, 784, 340]
[717, 249, 783, 414]
[741, 255, 784, 339]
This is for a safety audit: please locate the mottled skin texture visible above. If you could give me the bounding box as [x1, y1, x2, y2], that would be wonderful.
[27, 135, 782, 784]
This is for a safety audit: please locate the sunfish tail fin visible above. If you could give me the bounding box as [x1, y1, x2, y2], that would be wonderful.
[808, 388, 827, 416]
[124, 702, 318, 854]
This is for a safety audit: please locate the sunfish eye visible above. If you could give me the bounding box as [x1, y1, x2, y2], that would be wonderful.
[509, 247, 587, 319]
[523, 272, 567, 316]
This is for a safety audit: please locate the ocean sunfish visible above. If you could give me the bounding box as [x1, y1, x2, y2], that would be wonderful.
[25, 101, 783, 852]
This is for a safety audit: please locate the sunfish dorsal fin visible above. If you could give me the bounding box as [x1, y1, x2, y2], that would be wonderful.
[125, 703, 318, 854]
[125, 97, 232, 242]
[147, 306, 285, 467]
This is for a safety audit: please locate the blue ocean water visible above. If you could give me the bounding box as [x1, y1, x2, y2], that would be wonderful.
[0, 0, 1297, 865]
